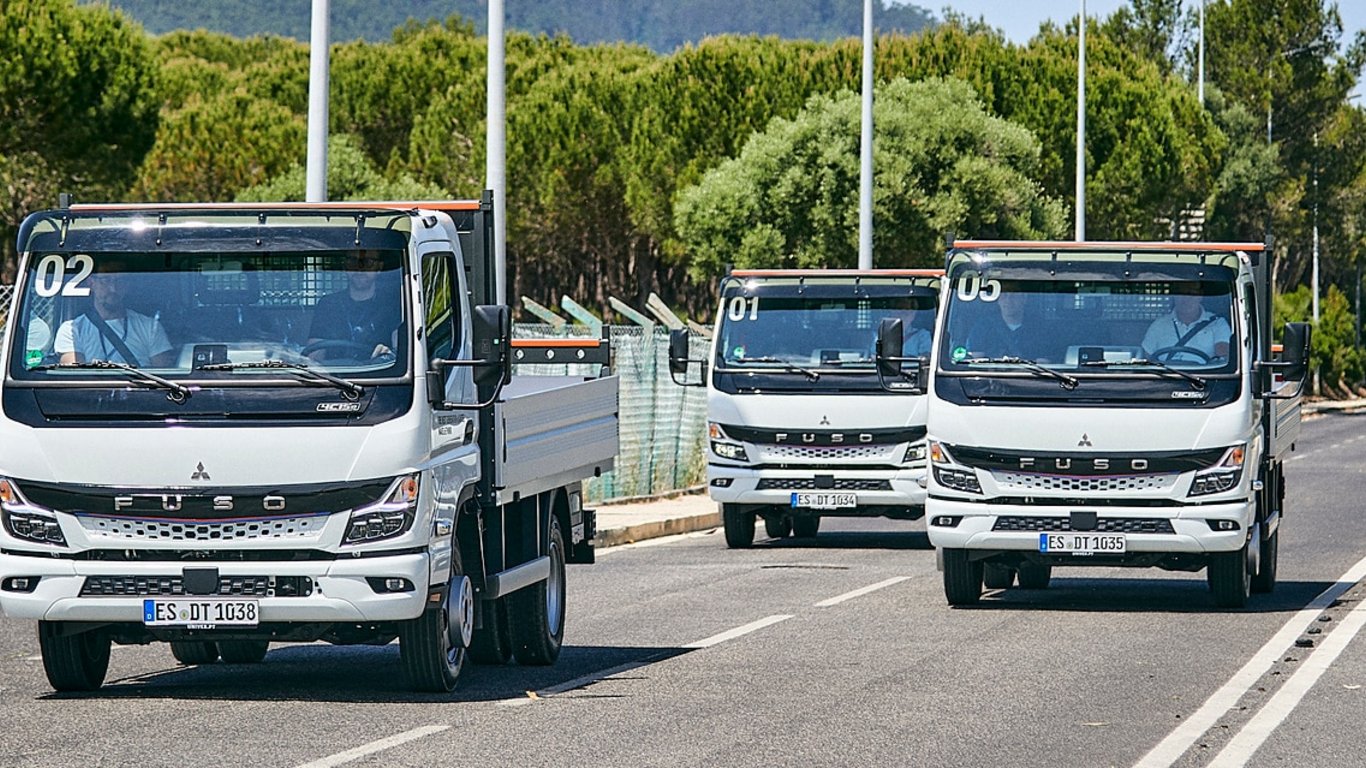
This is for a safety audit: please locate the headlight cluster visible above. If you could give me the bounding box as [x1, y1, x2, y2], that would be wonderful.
[1188, 445, 1245, 497]
[709, 423, 749, 462]
[0, 478, 67, 547]
[903, 442, 928, 464]
[344, 474, 419, 544]
[929, 442, 982, 495]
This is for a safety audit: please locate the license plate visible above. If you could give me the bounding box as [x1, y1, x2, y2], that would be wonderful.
[791, 492, 856, 509]
[1039, 533, 1126, 554]
[143, 598, 259, 628]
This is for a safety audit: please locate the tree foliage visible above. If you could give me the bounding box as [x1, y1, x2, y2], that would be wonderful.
[676, 78, 1066, 276]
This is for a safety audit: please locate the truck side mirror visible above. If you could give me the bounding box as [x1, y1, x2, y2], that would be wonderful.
[875, 318, 904, 380]
[471, 304, 510, 388]
[668, 329, 690, 376]
[1280, 321, 1311, 382]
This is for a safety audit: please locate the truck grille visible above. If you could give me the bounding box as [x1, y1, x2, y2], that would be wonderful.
[756, 478, 893, 491]
[993, 516, 1175, 534]
[758, 445, 896, 462]
[75, 513, 329, 542]
[993, 472, 1178, 493]
[79, 575, 313, 597]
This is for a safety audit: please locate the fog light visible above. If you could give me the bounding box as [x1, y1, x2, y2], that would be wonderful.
[931, 516, 962, 528]
[710, 478, 733, 487]
[1206, 519, 1240, 532]
[1, 576, 39, 593]
[366, 577, 415, 593]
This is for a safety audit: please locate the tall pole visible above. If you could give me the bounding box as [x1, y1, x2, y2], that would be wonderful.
[858, 0, 874, 270]
[487, 0, 507, 304]
[305, 0, 330, 202]
[1074, 0, 1086, 241]
[1312, 132, 1319, 323]
[1197, 0, 1205, 103]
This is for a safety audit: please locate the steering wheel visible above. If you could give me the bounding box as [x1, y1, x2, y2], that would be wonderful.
[299, 339, 382, 361]
[1149, 345, 1212, 364]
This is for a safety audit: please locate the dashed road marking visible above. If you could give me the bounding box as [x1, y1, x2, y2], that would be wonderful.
[814, 576, 910, 607]
[293, 725, 449, 768]
[684, 614, 793, 649]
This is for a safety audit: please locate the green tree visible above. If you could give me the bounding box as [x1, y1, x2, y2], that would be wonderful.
[675, 77, 1066, 277]
[234, 134, 447, 201]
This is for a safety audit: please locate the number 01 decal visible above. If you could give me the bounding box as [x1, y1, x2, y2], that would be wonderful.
[727, 296, 759, 321]
[32, 254, 95, 298]
[955, 275, 1001, 302]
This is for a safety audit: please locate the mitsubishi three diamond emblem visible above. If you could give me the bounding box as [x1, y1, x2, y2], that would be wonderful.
[1078, 433, 1093, 447]
[190, 462, 211, 481]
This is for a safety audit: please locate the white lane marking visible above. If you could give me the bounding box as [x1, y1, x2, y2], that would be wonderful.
[684, 614, 793, 649]
[292, 725, 449, 768]
[499, 658, 660, 707]
[1208, 590, 1366, 767]
[814, 576, 910, 607]
[1133, 553, 1366, 768]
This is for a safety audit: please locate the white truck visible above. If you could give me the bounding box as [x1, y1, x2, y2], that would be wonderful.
[915, 240, 1309, 607]
[669, 269, 940, 548]
[0, 194, 618, 692]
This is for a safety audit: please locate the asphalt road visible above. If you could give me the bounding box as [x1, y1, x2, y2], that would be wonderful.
[1, 414, 1364, 768]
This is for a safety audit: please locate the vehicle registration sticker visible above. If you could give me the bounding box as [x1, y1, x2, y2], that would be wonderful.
[1039, 533, 1126, 555]
[791, 492, 856, 509]
[143, 598, 259, 628]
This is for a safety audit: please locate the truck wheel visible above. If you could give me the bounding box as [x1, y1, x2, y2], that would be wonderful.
[170, 641, 219, 665]
[469, 597, 513, 665]
[400, 548, 472, 692]
[942, 549, 983, 606]
[1016, 562, 1052, 590]
[764, 514, 792, 539]
[1251, 528, 1278, 594]
[508, 514, 567, 665]
[792, 515, 820, 539]
[218, 641, 269, 664]
[38, 622, 110, 692]
[983, 563, 1015, 589]
[722, 504, 755, 549]
[1208, 542, 1251, 608]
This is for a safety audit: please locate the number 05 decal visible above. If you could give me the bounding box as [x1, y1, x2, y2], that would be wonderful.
[32, 254, 95, 298]
[955, 275, 1000, 302]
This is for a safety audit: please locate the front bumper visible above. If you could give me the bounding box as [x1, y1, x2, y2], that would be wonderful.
[925, 497, 1255, 554]
[0, 550, 432, 624]
[707, 464, 927, 515]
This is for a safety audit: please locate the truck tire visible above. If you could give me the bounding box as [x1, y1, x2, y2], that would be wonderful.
[469, 597, 513, 665]
[1016, 562, 1052, 590]
[38, 622, 110, 692]
[1251, 528, 1278, 594]
[942, 548, 983, 606]
[764, 514, 792, 539]
[170, 641, 219, 665]
[722, 504, 755, 549]
[218, 640, 269, 664]
[1208, 542, 1251, 608]
[400, 547, 472, 692]
[983, 563, 1015, 589]
[508, 514, 567, 665]
[792, 515, 820, 539]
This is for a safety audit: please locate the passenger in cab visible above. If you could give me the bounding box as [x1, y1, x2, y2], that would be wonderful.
[1141, 285, 1231, 364]
[962, 291, 1050, 361]
[54, 270, 174, 367]
[307, 249, 400, 362]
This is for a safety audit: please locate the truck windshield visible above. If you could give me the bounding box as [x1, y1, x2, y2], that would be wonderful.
[940, 275, 1237, 375]
[8, 249, 407, 381]
[717, 293, 937, 370]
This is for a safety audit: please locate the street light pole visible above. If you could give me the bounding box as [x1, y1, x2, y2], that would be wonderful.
[305, 0, 330, 202]
[1197, 0, 1205, 103]
[1075, 0, 1086, 241]
[858, 0, 874, 270]
[488, 0, 507, 305]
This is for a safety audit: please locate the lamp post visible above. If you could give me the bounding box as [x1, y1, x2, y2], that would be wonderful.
[488, 0, 507, 304]
[858, 0, 874, 269]
[1075, 0, 1086, 241]
[305, 0, 330, 202]
[1197, 0, 1205, 103]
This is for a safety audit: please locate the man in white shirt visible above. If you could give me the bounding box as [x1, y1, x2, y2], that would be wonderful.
[1141, 287, 1231, 364]
[54, 272, 174, 367]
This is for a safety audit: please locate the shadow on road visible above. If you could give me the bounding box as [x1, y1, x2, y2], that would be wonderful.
[40, 643, 692, 704]
[959, 578, 1340, 614]
[753, 531, 933, 551]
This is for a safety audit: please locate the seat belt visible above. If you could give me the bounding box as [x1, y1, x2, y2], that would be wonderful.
[84, 311, 142, 367]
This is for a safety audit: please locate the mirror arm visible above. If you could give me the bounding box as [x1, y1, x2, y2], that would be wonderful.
[1255, 360, 1309, 400]
[874, 355, 928, 394]
[668, 357, 708, 387]
[427, 357, 509, 410]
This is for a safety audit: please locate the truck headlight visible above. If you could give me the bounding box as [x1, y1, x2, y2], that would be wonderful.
[0, 478, 67, 547]
[903, 442, 927, 464]
[344, 474, 419, 544]
[927, 443, 982, 494]
[709, 422, 749, 462]
[1188, 445, 1246, 497]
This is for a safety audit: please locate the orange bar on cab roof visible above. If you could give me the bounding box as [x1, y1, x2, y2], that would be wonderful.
[510, 338, 602, 348]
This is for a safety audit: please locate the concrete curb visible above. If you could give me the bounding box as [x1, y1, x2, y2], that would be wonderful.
[1303, 398, 1366, 415]
[595, 511, 721, 548]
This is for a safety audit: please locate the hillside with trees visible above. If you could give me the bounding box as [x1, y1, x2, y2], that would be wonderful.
[80, 0, 935, 50]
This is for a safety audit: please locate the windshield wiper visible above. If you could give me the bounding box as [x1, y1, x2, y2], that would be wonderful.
[1082, 358, 1207, 389]
[733, 356, 821, 381]
[962, 356, 1079, 391]
[199, 360, 364, 400]
[33, 361, 193, 403]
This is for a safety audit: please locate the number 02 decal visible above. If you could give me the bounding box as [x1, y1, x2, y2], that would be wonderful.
[727, 296, 759, 321]
[955, 275, 1001, 302]
[32, 254, 95, 298]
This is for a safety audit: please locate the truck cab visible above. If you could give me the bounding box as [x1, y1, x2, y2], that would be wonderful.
[671, 269, 940, 547]
[923, 241, 1310, 607]
[0, 197, 618, 692]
